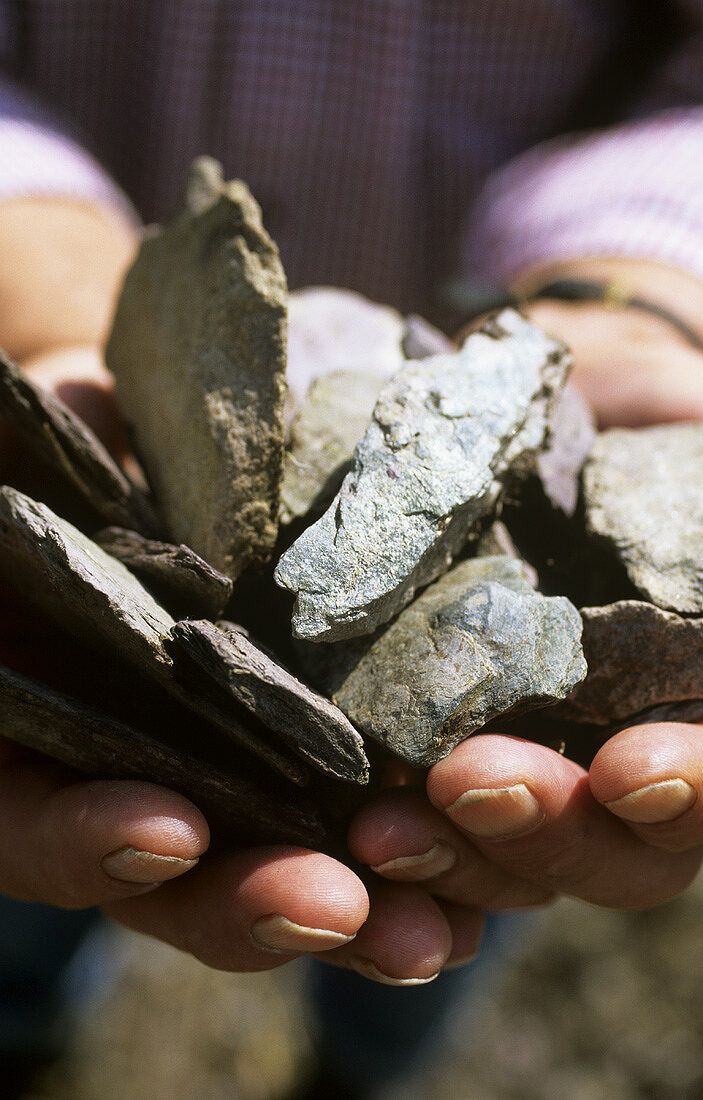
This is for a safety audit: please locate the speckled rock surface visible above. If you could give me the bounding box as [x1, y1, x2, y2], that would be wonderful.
[302, 555, 586, 766]
[583, 423, 703, 613]
[276, 310, 570, 641]
[106, 157, 287, 579]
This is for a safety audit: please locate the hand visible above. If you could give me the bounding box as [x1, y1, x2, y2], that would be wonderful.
[346, 258, 703, 922]
[1, 345, 483, 982]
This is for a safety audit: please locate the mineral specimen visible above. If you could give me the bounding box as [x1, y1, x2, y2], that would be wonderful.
[582, 423, 703, 614]
[276, 310, 571, 641]
[303, 555, 586, 767]
[106, 156, 287, 578]
[537, 381, 597, 517]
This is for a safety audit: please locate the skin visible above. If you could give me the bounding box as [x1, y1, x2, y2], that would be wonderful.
[1, 198, 703, 982]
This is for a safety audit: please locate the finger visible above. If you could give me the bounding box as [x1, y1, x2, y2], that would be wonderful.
[437, 900, 486, 970]
[590, 722, 703, 852]
[317, 879, 453, 986]
[0, 755, 209, 908]
[104, 846, 369, 973]
[348, 786, 555, 909]
[427, 735, 702, 908]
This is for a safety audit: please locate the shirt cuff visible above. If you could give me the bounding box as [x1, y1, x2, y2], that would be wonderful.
[463, 107, 703, 286]
[0, 117, 138, 227]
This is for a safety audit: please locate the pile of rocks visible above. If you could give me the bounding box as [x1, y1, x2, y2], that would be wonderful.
[1, 157, 700, 849]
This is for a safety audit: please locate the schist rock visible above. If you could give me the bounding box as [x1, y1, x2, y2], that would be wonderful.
[474, 520, 539, 589]
[582, 423, 703, 614]
[106, 156, 287, 579]
[279, 370, 386, 525]
[276, 310, 571, 642]
[95, 527, 233, 619]
[536, 382, 597, 517]
[302, 556, 586, 767]
[0, 349, 160, 537]
[286, 286, 405, 407]
[550, 600, 703, 725]
[172, 619, 369, 783]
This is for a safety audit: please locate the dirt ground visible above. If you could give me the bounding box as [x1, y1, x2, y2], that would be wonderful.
[26, 872, 703, 1100]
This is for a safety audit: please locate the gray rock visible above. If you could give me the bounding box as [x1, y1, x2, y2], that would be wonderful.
[173, 619, 369, 783]
[303, 556, 586, 767]
[286, 287, 405, 407]
[106, 157, 287, 579]
[280, 370, 385, 524]
[402, 315, 454, 360]
[583, 423, 703, 613]
[475, 520, 539, 589]
[275, 310, 571, 641]
[552, 600, 703, 725]
[537, 382, 597, 517]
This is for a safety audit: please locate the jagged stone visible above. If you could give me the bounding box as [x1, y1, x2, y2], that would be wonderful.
[475, 520, 538, 588]
[276, 310, 571, 641]
[286, 287, 405, 406]
[106, 157, 287, 579]
[583, 423, 703, 613]
[280, 370, 385, 524]
[301, 556, 586, 767]
[551, 600, 703, 725]
[173, 619, 369, 783]
[537, 382, 597, 517]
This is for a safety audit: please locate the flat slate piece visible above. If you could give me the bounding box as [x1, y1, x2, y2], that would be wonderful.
[0, 663, 324, 846]
[551, 600, 703, 725]
[280, 370, 385, 524]
[304, 556, 586, 767]
[0, 349, 160, 536]
[172, 619, 369, 784]
[95, 526, 232, 618]
[537, 382, 596, 517]
[286, 286, 405, 406]
[276, 311, 570, 641]
[583, 423, 703, 613]
[106, 156, 287, 579]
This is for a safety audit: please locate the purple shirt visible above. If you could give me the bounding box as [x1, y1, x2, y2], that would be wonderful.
[1, 1, 703, 316]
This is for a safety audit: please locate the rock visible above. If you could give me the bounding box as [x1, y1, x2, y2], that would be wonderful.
[106, 157, 287, 579]
[276, 310, 571, 641]
[286, 287, 405, 406]
[172, 619, 369, 783]
[279, 370, 385, 524]
[401, 315, 454, 360]
[302, 556, 586, 767]
[0, 349, 160, 536]
[95, 527, 232, 619]
[582, 423, 703, 613]
[537, 382, 597, 517]
[0, 662, 324, 847]
[551, 600, 703, 725]
[474, 520, 539, 589]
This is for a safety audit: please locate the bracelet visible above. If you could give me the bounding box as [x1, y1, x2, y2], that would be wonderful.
[520, 277, 703, 350]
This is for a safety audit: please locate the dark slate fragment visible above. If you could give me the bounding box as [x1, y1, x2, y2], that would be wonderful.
[172, 619, 369, 784]
[551, 600, 703, 725]
[0, 663, 324, 846]
[0, 348, 160, 536]
[0, 487, 308, 785]
[583, 424, 703, 613]
[302, 556, 586, 767]
[95, 526, 232, 618]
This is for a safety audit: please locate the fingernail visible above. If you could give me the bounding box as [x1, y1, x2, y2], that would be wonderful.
[349, 957, 440, 986]
[101, 847, 199, 885]
[371, 840, 457, 881]
[605, 779, 697, 823]
[446, 784, 545, 839]
[250, 915, 357, 955]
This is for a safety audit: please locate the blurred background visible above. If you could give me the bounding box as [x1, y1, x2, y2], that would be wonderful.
[24, 871, 703, 1100]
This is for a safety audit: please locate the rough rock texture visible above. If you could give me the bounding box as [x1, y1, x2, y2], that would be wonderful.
[583, 423, 703, 613]
[279, 370, 385, 524]
[475, 521, 539, 588]
[286, 286, 404, 407]
[173, 619, 368, 783]
[0, 349, 160, 536]
[95, 527, 232, 619]
[537, 382, 597, 517]
[276, 310, 571, 641]
[106, 156, 287, 579]
[303, 556, 586, 767]
[551, 600, 703, 725]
